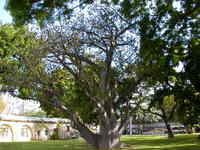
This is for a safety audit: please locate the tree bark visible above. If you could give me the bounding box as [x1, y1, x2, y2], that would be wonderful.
[95, 131, 121, 150]
[163, 120, 174, 138]
[71, 113, 122, 150]
[93, 117, 121, 150]
[76, 125, 121, 150]
[185, 124, 193, 134]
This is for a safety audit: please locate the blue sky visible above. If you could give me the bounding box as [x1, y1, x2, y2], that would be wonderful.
[0, 0, 12, 24]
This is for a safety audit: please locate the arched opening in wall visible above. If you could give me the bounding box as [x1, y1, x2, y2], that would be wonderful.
[0, 124, 14, 142]
[57, 123, 72, 139]
[20, 125, 33, 141]
[41, 127, 49, 140]
[34, 123, 49, 141]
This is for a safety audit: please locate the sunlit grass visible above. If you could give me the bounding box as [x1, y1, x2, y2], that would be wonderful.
[0, 134, 199, 150]
[121, 134, 200, 150]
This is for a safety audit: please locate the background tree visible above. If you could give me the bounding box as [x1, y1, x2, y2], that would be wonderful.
[135, 0, 199, 137]
[148, 92, 177, 138]
[174, 85, 200, 133]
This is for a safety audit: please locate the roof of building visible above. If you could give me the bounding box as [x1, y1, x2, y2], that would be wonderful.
[0, 114, 70, 124]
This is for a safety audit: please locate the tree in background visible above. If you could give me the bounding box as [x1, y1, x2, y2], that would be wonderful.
[148, 92, 177, 138]
[137, 80, 177, 138]
[174, 85, 200, 133]
[134, 0, 199, 136]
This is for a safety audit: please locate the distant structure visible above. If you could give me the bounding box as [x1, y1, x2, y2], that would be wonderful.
[0, 93, 77, 142]
[124, 121, 185, 135]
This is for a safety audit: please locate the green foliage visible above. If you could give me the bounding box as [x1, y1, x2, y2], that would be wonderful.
[148, 88, 177, 121]
[185, 38, 200, 92]
[163, 95, 176, 112]
[0, 24, 41, 90]
[175, 88, 200, 126]
[135, 0, 200, 127]
[6, 0, 73, 26]
[64, 84, 98, 124]
[1, 39, 99, 123]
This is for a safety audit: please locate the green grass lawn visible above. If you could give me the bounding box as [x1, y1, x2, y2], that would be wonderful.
[0, 134, 199, 150]
[121, 134, 200, 150]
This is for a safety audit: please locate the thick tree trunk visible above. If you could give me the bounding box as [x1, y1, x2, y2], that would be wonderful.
[93, 119, 121, 150]
[163, 120, 174, 138]
[185, 125, 193, 134]
[95, 132, 121, 150]
[166, 124, 174, 138]
[72, 116, 122, 150]
[78, 126, 121, 150]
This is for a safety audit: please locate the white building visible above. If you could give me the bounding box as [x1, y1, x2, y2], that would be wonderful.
[0, 114, 74, 142]
[0, 94, 77, 142]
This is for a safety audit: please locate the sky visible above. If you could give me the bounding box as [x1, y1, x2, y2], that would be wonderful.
[0, 0, 12, 24]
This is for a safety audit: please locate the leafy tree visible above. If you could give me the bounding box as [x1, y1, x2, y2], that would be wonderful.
[0, 6, 142, 149]
[174, 84, 200, 133]
[0, 24, 39, 82]
[135, 0, 199, 137]
[148, 91, 177, 138]
[138, 79, 177, 138]
[184, 38, 200, 92]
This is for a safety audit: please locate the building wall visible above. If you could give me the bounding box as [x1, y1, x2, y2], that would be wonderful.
[0, 120, 73, 142]
[0, 93, 76, 142]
